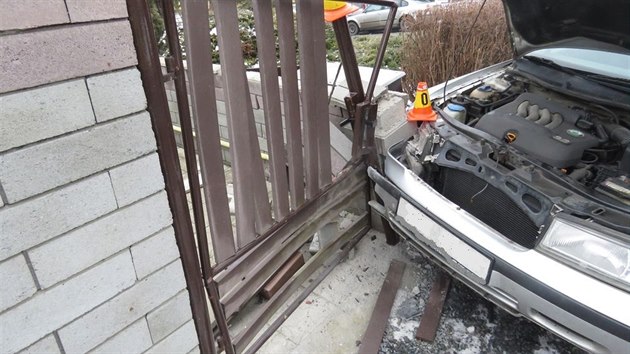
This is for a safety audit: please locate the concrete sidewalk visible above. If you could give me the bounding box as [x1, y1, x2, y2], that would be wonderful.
[255, 231, 582, 354]
[258, 230, 405, 353]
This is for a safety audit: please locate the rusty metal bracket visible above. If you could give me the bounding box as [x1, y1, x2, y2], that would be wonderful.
[331, 0, 398, 161]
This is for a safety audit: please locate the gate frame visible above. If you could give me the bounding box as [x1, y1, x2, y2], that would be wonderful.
[127, 0, 398, 352]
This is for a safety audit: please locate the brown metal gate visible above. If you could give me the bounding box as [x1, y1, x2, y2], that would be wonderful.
[126, 0, 398, 352]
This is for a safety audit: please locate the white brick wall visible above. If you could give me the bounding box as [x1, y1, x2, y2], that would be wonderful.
[146, 290, 193, 342]
[17, 335, 61, 354]
[28, 192, 173, 288]
[58, 260, 187, 353]
[87, 68, 147, 122]
[0, 254, 37, 312]
[0, 3, 197, 353]
[0, 173, 118, 262]
[147, 320, 198, 354]
[0, 79, 95, 152]
[91, 319, 153, 354]
[0, 112, 156, 203]
[109, 153, 165, 207]
[130, 226, 180, 279]
[0, 252, 137, 353]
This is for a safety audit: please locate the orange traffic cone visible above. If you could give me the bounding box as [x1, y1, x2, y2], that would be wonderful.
[324, 1, 359, 22]
[407, 82, 437, 122]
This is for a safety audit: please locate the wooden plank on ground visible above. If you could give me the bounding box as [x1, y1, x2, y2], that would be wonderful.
[416, 271, 452, 342]
[260, 251, 305, 299]
[358, 259, 406, 354]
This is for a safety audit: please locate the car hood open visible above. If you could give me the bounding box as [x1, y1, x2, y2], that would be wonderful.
[502, 0, 630, 57]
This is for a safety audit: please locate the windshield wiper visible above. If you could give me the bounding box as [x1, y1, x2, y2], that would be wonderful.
[584, 73, 630, 94]
[523, 55, 630, 94]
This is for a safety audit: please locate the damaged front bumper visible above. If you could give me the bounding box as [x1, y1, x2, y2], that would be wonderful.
[368, 145, 630, 354]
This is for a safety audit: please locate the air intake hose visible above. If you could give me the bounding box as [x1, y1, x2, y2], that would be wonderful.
[605, 124, 630, 146]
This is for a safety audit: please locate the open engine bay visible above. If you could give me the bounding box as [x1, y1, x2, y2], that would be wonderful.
[400, 66, 630, 248]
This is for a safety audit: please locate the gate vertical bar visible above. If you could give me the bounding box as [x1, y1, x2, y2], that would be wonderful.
[310, 1, 332, 187]
[275, 0, 305, 209]
[180, 1, 236, 352]
[126, 0, 215, 352]
[161, 0, 214, 279]
[296, 0, 320, 199]
[332, 18, 365, 100]
[181, 0, 236, 263]
[211, 0, 272, 246]
[252, 0, 290, 220]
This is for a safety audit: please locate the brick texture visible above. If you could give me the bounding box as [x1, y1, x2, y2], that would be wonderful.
[0, 0, 68, 31]
[0, 79, 95, 152]
[0, 254, 37, 312]
[28, 192, 173, 288]
[58, 260, 187, 353]
[0, 173, 117, 262]
[146, 320, 198, 354]
[0, 112, 156, 203]
[146, 290, 193, 342]
[0, 3, 198, 352]
[130, 226, 179, 280]
[91, 319, 153, 354]
[17, 335, 61, 354]
[65, 0, 128, 23]
[0, 252, 136, 353]
[109, 153, 165, 207]
[87, 68, 147, 122]
[0, 21, 137, 94]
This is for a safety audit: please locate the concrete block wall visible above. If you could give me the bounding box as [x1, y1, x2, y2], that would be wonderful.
[0, 2, 198, 353]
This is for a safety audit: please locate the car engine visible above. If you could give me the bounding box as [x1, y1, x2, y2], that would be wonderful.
[401, 71, 630, 247]
[444, 73, 630, 198]
[475, 92, 600, 168]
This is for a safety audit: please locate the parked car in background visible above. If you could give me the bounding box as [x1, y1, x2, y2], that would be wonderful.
[369, 0, 630, 353]
[347, 0, 439, 35]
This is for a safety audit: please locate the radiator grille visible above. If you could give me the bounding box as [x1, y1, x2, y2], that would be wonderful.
[436, 168, 539, 248]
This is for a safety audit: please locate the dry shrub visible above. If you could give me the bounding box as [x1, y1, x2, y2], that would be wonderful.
[401, 0, 512, 94]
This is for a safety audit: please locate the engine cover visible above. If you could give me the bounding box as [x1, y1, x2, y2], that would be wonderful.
[475, 93, 599, 168]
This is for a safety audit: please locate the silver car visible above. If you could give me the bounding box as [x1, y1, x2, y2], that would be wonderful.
[369, 0, 630, 352]
[347, 0, 438, 35]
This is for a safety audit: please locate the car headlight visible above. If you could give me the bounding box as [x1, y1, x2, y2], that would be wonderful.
[539, 217, 630, 291]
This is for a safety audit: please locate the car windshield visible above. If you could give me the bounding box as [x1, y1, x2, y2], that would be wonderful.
[527, 48, 630, 81]
[365, 4, 386, 12]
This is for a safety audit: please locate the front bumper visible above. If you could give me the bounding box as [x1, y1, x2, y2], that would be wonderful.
[368, 150, 630, 353]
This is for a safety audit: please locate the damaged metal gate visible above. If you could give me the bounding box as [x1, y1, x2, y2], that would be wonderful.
[127, 0, 397, 352]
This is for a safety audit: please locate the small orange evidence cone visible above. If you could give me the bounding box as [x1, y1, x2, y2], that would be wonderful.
[407, 82, 437, 122]
[324, 1, 359, 22]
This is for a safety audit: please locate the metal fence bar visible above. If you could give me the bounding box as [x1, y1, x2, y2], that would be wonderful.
[214, 162, 367, 317]
[211, 0, 272, 247]
[126, 0, 215, 352]
[252, 0, 290, 221]
[310, 1, 333, 187]
[296, 0, 320, 199]
[165, 1, 236, 351]
[162, 0, 211, 273]
[181, 0, 235, 263]
[275, 0, 305, 210]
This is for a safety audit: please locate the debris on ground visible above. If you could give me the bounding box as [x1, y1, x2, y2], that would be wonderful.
[378, 244, 585, 354]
